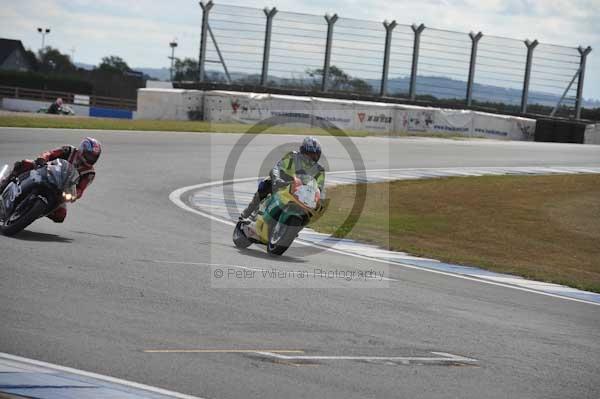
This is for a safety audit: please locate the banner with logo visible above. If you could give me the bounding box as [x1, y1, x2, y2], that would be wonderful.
[268, 94, 314, 128]
[143, 89, 536, 141]
[311, 97, 356, 131]
[204, 91, 271, 124]
[354, 101, 395, 134]
[472, 111, 535, 140]
[431, 109, 473, 136]
[394, 108, 436, 134]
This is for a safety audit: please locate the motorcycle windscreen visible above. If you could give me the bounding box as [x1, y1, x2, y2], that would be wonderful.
[46, 159, 80, 194]
[0, 164, 9, 184]
[292, 174, 320, 209]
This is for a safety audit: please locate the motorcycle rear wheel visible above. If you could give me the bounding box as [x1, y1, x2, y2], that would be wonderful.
[0, 198, 46, 236]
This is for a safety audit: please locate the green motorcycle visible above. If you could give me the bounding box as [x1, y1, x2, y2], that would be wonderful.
[233, 175, 321, 256]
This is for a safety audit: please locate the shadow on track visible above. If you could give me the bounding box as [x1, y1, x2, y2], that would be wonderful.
[70, 230, 125, 239]
[11, 230, 73, 243]
[235, 247, 308, 263]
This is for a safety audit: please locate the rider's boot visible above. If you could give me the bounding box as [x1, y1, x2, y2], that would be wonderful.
[239, 191, 262, 220]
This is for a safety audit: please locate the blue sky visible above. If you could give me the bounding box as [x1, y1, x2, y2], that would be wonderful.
[1, 0, 598, 101]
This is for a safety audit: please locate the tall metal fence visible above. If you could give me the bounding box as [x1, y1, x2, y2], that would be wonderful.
[196, 1, 592, 119]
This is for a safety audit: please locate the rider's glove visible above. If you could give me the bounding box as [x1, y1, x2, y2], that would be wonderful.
[34, 158, 46, 168]
[316, 198, 329, 215]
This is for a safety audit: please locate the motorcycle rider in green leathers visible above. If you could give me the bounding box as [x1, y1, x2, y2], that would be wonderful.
[239, 136, 325, 220]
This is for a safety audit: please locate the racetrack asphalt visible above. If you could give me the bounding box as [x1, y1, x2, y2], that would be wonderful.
[1, 127, 600, 399]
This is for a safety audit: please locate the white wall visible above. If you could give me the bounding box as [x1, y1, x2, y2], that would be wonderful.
[135, 88, 203, 120]
[135, 88, 538, 140]
[584, 124, 600, 145]
[146, 81, 173, 89]
[201, 90, 537, 141]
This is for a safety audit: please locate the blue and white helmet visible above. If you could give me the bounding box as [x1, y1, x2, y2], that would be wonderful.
[300, 136, 322, 161]
[77, 137, 102, 167]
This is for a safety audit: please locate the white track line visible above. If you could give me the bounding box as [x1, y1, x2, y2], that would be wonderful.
[253, 351, 477, 363]
[0, 352, 205, 399]
[169, 168, 600, 307]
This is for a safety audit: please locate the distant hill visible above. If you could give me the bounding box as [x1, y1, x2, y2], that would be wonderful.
[76, 62, 169, 81]
[379, 76, 600, 109]
[205, 69, 600, 109]
[134, 67, 170, 81]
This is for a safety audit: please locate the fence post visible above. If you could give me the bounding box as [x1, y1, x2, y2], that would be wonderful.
[198, 0, 214, 82]
[409, 23, 425, 100]
[575, 45, 592, 120]
[466, 31, 483, 106]
[321, 14, 338, 92]
[261, 7, 278, 86]
[520, 39, 538, 114]
[380, 20, 397, 97]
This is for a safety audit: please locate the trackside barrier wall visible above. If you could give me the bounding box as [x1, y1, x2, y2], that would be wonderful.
[201, 90, 537, 140]
[135, 88, 536, 139]
[136, 89, 204, 120]
[584, 124, 600, 144]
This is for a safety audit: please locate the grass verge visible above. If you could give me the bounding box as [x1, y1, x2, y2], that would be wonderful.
[310, 174, 600, 293]
[0, 115, 371, 136]
[0, 114, 473, 139]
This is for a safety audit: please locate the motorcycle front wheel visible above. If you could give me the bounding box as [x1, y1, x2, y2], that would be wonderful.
[0, 198, 47, 236]
[267, 217, 302, 256]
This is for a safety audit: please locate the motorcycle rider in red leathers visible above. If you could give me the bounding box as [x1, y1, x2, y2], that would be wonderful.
[0, 137, 102, 223]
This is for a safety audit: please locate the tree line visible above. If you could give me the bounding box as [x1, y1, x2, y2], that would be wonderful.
[3, 46, 145, 98]
[25, 46, 137, 76]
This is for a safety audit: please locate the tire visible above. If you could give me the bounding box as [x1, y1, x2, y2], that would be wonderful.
[267, 217, 303, 256]
[0, 198, 46, 237]
[232, 221, 252, 249]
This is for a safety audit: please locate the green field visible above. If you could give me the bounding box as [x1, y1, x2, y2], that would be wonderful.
[310, 174, 600, 293]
